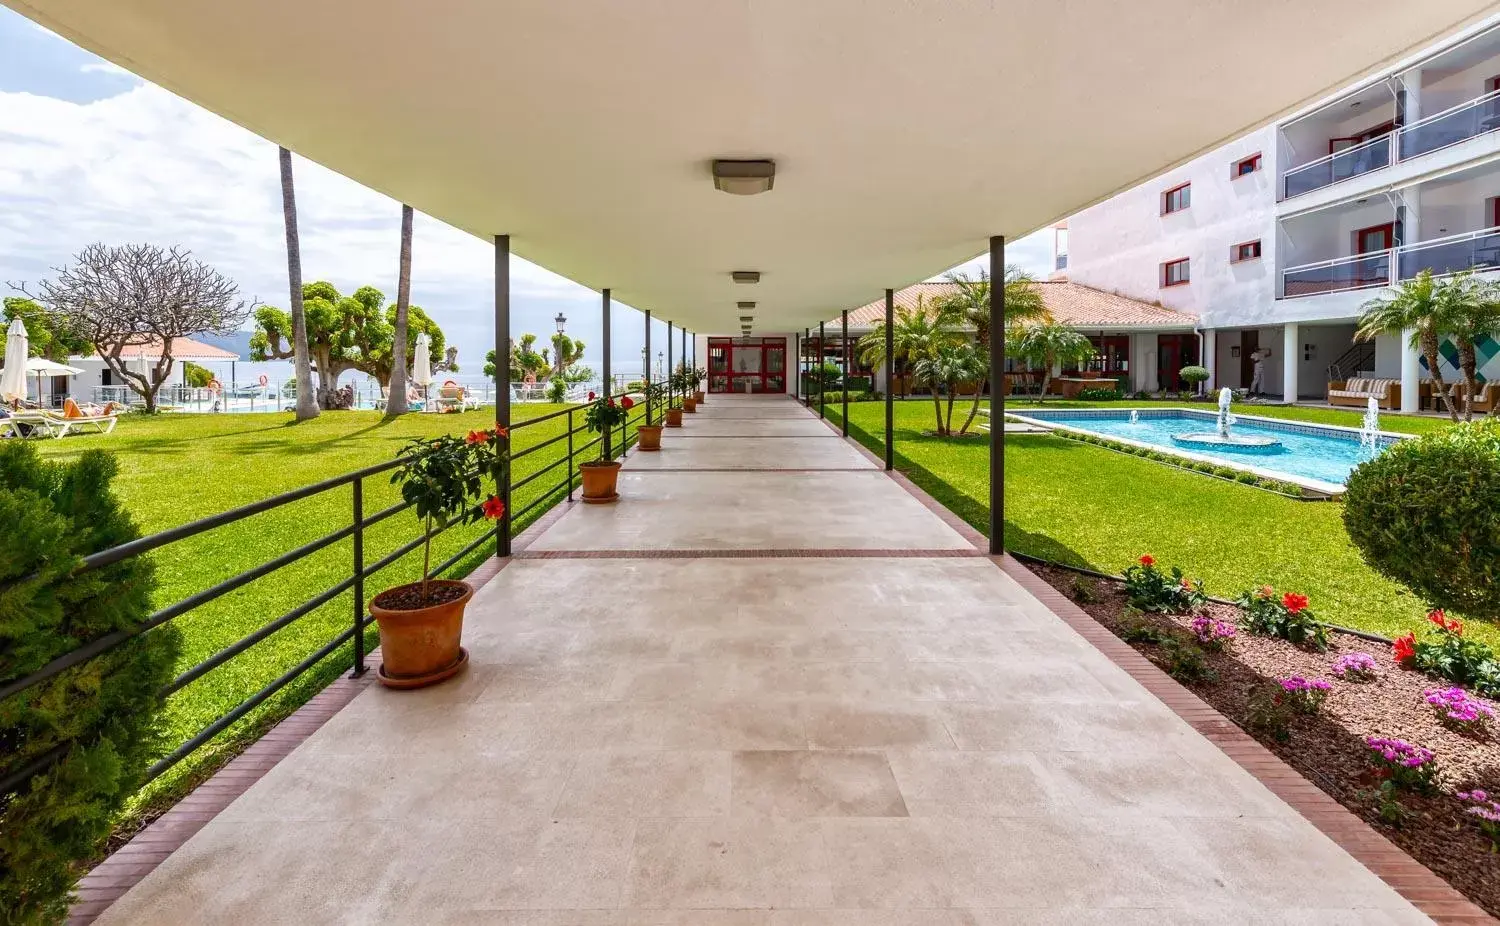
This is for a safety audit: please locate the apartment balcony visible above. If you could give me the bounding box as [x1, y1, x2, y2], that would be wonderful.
[1281, 226, 1500, 298]
[1280, 25, 1500, 201]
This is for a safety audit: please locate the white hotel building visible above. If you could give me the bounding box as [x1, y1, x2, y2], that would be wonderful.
[1055, 15, 1500, 412]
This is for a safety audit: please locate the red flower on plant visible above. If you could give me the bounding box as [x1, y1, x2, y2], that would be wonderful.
[493, 426, 509, 440]
[465, 429, 491, 445]
[1257, 585, 1275, 599]
[1282, 592, 1309, 614]
[1180, 577, 1193, 589]
[607, 398, 616, 408]
[1138, 554, 1155, 567]
[621, 396, 634, 409]
[481, 496, 506, 520]
[588, 391, 596, 401]
[1393, 632, 1416, 666]
[1427, 609, 1463, 635]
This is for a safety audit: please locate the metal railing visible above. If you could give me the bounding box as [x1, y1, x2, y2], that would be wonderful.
[1399, 88, 1500, 160]
[1282, 225, 1500, 299]
[0, 391, 648, 796]
[1282, 134, 1393, 199]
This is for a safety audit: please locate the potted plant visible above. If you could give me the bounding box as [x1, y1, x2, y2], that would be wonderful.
[637, 382, 666, 451]
[693, 366, 708, 404]
[677, 367, 698, 413]
[370, 427, 509, 689]
[580, 391, 631, 502]
[664, 379, 684, 428]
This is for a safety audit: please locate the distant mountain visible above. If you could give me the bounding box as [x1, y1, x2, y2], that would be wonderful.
[194, 330, 255, 358]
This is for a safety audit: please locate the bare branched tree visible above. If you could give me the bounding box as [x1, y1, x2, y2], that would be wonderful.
[13, 243, 253, 412]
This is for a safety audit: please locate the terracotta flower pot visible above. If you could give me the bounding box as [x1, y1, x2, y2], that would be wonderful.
[694, 390, 705, 403]
[683, 397, 698, 413]
[665, 408, 683, 427]
[580, 459, 621, 503]
[637, 424, 663, 451]
[369, 579, 473, 689]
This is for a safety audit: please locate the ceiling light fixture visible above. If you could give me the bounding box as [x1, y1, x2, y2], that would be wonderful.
[732, 271, 761, 284]
[737, 301, 756, 310]
[713, 159, 775, 195]
[739, 316, 754, 322]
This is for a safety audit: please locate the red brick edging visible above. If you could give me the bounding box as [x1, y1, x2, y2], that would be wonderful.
[813, 402, 1494, 922]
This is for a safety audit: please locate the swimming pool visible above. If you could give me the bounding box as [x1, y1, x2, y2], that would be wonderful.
[1009, 408, 1403, 492]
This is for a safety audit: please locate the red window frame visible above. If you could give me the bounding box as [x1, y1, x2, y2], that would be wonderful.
[1490, 195, 1500, 229]
[1353, 222, 1395, 254]
[1233, 153, 1262, 177]
[1231, 240, 1262, 262]
[1162, 183, 1191, 215]
[1161, 257, 1190, 287]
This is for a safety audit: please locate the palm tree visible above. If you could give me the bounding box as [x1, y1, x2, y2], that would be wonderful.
[1434, 271, 1500, 421]
[856, 295, 964, 398]
[934, 267, 1051, 434]
[385, 204, 415, 418]
[1006, 323, 1095, 401]
[1356, 270, 1457, 422]
[911, 343, 986, 435]
[279, 146, 318, 422]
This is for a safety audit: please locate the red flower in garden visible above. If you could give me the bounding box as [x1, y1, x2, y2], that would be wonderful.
[481, 496, 506, 520]
[494, 427, 509, 440]
[1282, 592, 1309, 614]
[1180, 577, 1193, 590]
[621, 396, 634, 409]
[1393, 632, 1416, 666]
[588, 391, 596, 401]
[1257, 585, 1275, 599]
[1138, 554, 1155, 567]
[607, 398, 616, 408]
[465, 429, 491, 445]
[1427, 609, 1463, 635]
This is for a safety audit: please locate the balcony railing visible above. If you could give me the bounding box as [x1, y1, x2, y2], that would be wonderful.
[1282, 88, 1500, 200]
[1281, 251, 1392, 298]
[1282, 134, 1393, 198]
[1282, 226, 1500, 297]
[1398, 88, 1500, 160]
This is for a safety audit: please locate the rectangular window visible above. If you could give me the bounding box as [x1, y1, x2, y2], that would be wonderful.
[1162, 257, 1190, 287]
[1162, 183, 1191, 214]
[1231, 240, 1262, 262]
[1234, 153, 1262, 177]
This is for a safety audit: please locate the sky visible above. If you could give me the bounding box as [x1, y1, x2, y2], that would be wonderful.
[0, 8, 1054, 374]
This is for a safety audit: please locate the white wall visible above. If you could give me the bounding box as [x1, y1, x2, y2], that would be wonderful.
[1066, 125, 1279, 332]
[1295, 324, 1358, 395]
[1415, 52, 1500, 116]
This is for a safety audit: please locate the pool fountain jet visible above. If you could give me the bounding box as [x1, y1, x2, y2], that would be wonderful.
[1359, 396, 1381, 457]
[1129, 410, 1140, 425]
[1171, 387, 1283, 453]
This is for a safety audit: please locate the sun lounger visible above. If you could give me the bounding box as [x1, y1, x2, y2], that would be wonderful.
[432, 384, 476, 413]
[0, 410, 59, 438]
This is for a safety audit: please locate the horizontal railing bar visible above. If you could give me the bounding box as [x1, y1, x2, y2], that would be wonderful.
[511, 455, 569, 491]
[432, 525, 501, 578]
[162, 572, 360, 696]
[1398, 223, 1500, 252]
[0, 742, 69, 797]
[79, 460, 399, 572]
[1281, 249, 1392, 274]
[145, 619, 368, 782]
[1400, 87, 1500, 133]
[512, 483, 567, 521]
[508, 403, 578, 429]
[510, 429, 573, 460]
[1283, 133, 1392, 177]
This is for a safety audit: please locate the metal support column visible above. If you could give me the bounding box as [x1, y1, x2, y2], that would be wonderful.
[644, 310, 652, 423]
[989, 235, 1005, 555]
[884, 289, 894, 471]
[817, 321, 826, 418]
[803, 329, 811, 406]
[666, 321, 674, 408]
[350, 476, 366, 678]
[495, 234, 511, 557]
[841, 309, 849, 437]
[602, 288, 612, 459]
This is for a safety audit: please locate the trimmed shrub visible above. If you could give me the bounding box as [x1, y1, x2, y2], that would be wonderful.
[1343, 419, 1500, 623]
[1179, 365, 1210, 389]
[0, 444, 179, 922]
[1075, 387, 1120, 401]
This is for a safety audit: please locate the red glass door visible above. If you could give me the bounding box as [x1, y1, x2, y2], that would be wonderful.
[708, 337, 787, 393]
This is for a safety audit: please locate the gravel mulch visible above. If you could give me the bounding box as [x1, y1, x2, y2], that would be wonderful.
[1032, 563, 1500, 917]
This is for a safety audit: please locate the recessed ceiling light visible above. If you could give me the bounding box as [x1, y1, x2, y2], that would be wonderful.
[737, 301, 756, 310]
[739, 316, 754, 322]
[731, 271, 760, 284]
[713, 159, 775, 195]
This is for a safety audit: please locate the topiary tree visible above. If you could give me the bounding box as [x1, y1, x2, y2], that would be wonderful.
[0, 443, 179, 923]
[1179, 365, 1210, 394]
[1343, 419, 1500, 623]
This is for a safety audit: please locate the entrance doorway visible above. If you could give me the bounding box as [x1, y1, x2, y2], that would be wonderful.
[707, 337, 787, 394]
[1156, 334, 1199, 391]
[1239, 330, 1259, 389]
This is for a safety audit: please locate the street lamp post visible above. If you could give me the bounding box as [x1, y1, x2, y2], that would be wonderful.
[554, 312, 567, 377]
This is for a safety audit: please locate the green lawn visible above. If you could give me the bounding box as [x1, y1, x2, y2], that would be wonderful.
[820, 398, 1497, 649]
[33, 404, 642, 813]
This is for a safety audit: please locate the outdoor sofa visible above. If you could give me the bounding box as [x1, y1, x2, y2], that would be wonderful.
[1326, 377, 1402, 410]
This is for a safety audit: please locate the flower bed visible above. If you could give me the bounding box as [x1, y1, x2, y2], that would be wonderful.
[1033, 561, 1500, 916]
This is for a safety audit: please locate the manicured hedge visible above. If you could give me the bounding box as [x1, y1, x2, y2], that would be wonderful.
[1344, 418, 1500, 623]
[0, 444, 179, 923]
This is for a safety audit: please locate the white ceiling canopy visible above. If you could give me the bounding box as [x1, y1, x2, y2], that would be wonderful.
[8, 0, 1500, 332]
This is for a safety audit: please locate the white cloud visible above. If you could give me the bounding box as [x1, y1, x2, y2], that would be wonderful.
[78, 61, 133, 77]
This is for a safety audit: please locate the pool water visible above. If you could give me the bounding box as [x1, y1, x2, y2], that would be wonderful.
[1016, 409, 1396, 487]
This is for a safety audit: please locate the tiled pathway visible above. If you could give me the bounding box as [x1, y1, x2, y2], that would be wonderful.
[94, 394, 1433, 924]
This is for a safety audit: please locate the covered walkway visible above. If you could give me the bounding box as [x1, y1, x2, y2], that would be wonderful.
[96, 395, 1424, 924]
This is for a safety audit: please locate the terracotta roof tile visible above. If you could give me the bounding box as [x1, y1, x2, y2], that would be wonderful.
[828, 280, 1197, 331]
[97, 336, 239, 362]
